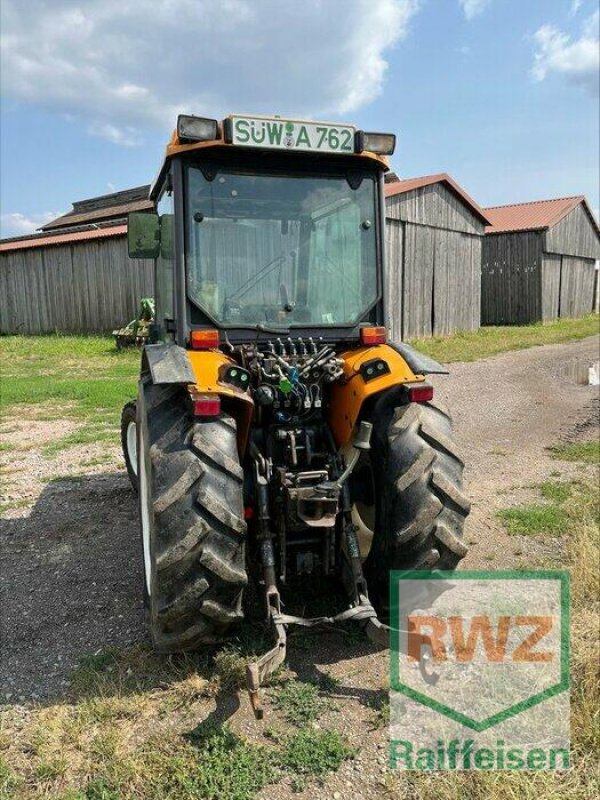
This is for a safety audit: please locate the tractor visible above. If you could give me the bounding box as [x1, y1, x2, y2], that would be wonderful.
[121, 114, 469, 717]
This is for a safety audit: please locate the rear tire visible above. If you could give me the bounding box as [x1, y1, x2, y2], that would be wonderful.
[363, 398, 470, 615]
[138, 382, 247, 651]
[121, 402, 138, 493]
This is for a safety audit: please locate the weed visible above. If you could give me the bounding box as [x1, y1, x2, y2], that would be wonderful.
[213, 646, 249, 691]
[0, 756, 21, 797]
[318, 673, 341, 693]
[184, 723, 278, 800]
[34, 757, 67, 781]
[280, 728, 353, 777]
[271, 679, 334, 724]
[83, 777, 120, 800]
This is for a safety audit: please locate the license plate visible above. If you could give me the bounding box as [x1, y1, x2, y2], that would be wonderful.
[229, 115, 356, 154]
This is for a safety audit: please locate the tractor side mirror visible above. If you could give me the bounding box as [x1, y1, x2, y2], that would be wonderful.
[128, 212, 160, 259]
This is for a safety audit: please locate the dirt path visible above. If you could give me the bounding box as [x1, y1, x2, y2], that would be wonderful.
[1, 335, 598, 797]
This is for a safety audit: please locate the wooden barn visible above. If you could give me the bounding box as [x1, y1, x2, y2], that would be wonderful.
[482, 196, 600, 325]
[0, 187, 154, 334]
[385, 173, 490, 340]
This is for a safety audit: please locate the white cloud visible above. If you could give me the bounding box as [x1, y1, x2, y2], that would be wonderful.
[532, 11, 600, 95]
[0, 211, 63, 238]
[569, 0, 583, 17]
[0, 0, 419, 147]
[459, 0, 490, 20]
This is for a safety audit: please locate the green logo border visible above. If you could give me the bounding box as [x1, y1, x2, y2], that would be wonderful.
[389, 570, 570, 732]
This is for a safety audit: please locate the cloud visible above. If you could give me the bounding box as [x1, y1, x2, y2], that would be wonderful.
[0, 0, 419, 146]
[569, 0, 583, 16]
[532, 11, 600, 95]
[459, 0, 490, 20]
[0, 211, 63, 238]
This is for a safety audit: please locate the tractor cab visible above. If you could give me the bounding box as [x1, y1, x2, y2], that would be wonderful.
[128, 114, 394, 348]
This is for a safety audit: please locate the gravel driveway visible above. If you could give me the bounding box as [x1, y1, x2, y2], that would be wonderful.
[1, 334, 598, 721]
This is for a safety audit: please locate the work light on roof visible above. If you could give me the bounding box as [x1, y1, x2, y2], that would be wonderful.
[177, 115, 219, 143]
[357, 131, 396, 156]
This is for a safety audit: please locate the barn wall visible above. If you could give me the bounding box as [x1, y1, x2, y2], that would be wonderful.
[385, 183, 483, 340]
[545, 205, 600, 259]
[386, 183, 485, 236]
[0, 237, 154, 334]
[481, 231, 544, 325]
[558, 256, 597, 318]
[541, 253, 562, 321]
[385, 218, 404, 342]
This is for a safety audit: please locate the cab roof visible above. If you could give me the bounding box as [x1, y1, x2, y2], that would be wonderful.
[150, 116, 391, 200]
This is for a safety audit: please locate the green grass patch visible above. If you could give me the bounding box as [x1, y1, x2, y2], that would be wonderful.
[540, 479, 574, 504]
[184, 723, 277, 800]
[270, 679, 335, 724]
[548, 440, 600, 465]
[498, 505, 567, 536]
[498, 475, 596, 536]
[0, 335, 139, 455]
[409, 313, 599, 363]
[0, 756, 22, 798]
[280, 728, 353, 781]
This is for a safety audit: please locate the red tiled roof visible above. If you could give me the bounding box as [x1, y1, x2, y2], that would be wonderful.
[484, 196, 599, 234]
[385, 172, 490, 224]
[41, 199, 152, 230]
[0, 224, 127, 253]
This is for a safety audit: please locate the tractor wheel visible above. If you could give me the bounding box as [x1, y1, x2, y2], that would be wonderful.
[121, 402, 138, 493]
[362, 398, 470, 615]
[138, 382, 247, 652]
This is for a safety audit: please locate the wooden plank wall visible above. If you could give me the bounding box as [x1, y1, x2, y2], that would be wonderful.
[481, 231, 543, 324]
[545, 204, 600, 259]
[385, 183, 483, 339]
[558, 256, 596, 318]
[0, 236, 154, 334]
[541, 253, 561, 321]
[385, 219, 404, 341]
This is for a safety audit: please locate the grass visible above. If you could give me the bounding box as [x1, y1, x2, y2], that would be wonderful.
[0, 335, 138, 453]
[498, 503, 568, 536]
[0, 639, 353, 798]
[409, 313, 599, 363]
[548, 440, 600, 465]
[400, 451, 599, 799]
[497, 475, 594, 537]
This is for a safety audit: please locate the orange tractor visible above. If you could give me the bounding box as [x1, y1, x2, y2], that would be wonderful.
[122, 114, 469, 716]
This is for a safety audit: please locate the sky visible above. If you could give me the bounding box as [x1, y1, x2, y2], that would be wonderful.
[1, 0, 598, 238]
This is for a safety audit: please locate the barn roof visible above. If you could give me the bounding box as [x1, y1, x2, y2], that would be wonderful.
[484, 196, 600, 235]
[0, 224, 127, 253]
[385, 172, 490, 224]
[40, 185, 152, 231]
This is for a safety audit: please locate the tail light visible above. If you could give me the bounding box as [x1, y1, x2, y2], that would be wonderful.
[405, 383, 434, 403]
[190, 329, 220, 350]
[192, 395, 221, 417]
[360, 326, 387, 346]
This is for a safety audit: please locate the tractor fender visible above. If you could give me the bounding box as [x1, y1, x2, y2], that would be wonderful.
[327, 344, 426, 448]
[141, 343, 254, 455]
[388, 342, 449, 375]
[141, 343, 196, 384]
